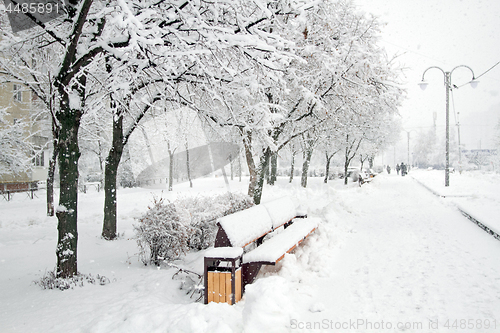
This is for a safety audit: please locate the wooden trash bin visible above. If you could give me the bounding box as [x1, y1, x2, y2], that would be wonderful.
[204, 247, 243, 305]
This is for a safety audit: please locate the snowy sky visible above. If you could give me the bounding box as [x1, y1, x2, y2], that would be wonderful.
[354, 0, 500, 150]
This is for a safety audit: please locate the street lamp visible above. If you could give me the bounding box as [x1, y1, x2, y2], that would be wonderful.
[419, 65, 478, 186]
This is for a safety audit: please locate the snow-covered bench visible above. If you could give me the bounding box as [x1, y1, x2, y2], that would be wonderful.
[357, 170, 375, 186]
[204, 197, 319, 304]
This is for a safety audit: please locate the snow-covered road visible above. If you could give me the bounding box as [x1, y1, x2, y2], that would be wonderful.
[287, 175, 500, 332]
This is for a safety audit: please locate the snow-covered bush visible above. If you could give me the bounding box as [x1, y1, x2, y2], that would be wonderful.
[176, 192, 254, 250]
[134, 197, 191, 266]
[134, 193, 254, 265]
[34, 271, 110, 290]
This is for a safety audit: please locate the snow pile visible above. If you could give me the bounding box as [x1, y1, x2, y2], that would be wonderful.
[34, 271, 110, 290]
[205, 247, 243, 259]
[242, 276, 297, 332]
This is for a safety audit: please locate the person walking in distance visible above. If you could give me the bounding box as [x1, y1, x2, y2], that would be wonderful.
[396, 163, 400, 175]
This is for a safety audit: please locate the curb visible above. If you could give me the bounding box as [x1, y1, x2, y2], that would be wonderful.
[457, 208, 500, 241]
[412, 177, 500, 242]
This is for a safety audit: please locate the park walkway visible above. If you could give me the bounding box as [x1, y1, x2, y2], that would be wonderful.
[297, 175, 500, 332]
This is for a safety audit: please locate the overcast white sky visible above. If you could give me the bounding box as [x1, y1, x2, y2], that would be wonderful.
[354, 0, 500, 151]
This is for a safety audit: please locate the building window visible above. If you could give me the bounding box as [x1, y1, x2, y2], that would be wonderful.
[13, 84, 22, 102]
[33, 151, 44, 167]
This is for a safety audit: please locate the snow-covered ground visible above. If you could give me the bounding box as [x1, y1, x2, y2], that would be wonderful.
[1, 171, 499, 333]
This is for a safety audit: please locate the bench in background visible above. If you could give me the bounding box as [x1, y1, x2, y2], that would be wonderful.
[0, 181, 38, 201]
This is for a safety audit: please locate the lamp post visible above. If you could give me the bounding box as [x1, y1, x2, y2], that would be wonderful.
[419, 65, 478, 186]
[403, 129, 417, 167]
[457, 118, 462, 173]
[456, 111, 464, 174]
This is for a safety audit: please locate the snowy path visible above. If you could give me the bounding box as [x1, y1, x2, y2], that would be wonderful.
[291, 176, 500, 332]
[1, 176, 499, 332]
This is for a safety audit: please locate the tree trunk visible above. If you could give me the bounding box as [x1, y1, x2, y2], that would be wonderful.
[230, 153, 234, 181]
[238, 153, 242, 182]
[343, 136, 362, 185]
[343, 160, 349, 185]
[289, 151, 295, 183]
[344, 142, 350, 185]
[269, 152, 277, 185]
[118, 146, 135, 187]
[168, 142, 174, 191]
[97, 138, 104, 173]
[52, 0, 95, 278]
[185, 141, 192, 188]
[343, 144, 353, 185]
[47, 82, 59, 217]
[141, 127, 155, 165]
[47, 138, 58, 216]
[243, 133, 257, 198]
[254, 147, 271, 205]
[265, 160, 270, 184]
[55, 95, 82, 278]
[301, 148, 313, 188]
[324, 152, 332, 184]
[102, 114, 124, 240]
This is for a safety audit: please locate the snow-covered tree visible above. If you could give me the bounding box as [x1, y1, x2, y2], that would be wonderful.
[0, 107, 33, 176]
[287, 138, 301, 183]
[79, 104, 111, 181]
[317, 132, 342, 183]
[299, 129, 318, 188]
[1, 0, 404, 277]
[2, 0, 318, 272]
[232, 0, 403, 198]
[97, 0, 309, 239]
[0, 34, 60, 215]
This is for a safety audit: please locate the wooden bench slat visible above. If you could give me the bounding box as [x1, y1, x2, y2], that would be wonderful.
[235, 268, 242, 303]
[207, 272, 214, 303]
